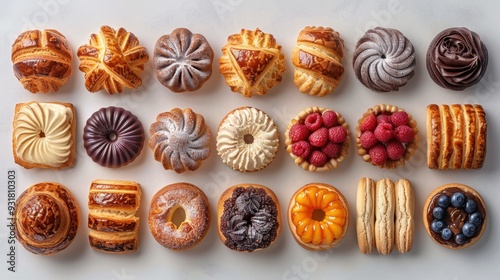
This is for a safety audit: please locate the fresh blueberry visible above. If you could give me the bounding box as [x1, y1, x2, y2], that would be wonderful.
[431, 219, 445, 233]
[465, 199, 477, 214]
[462, 222, 476, 238]
[451, 192, 466, 208]
[438, 194, 451, 208]
[441, 227, 453, 240]
[469, 212, 483, 227]
[455, 233, 467, 245]
[433, 207, 445, 220]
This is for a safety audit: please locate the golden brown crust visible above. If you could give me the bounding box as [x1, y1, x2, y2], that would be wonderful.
[356, 177, 376, 254]
[77, 25, 149, 94]
[356, 104, 418, 169]
[422, 183, 487, 250]
[374, 179, 395, 255]
[15, 182, 80, 255]
[217, 184, 281, 252]
[219, 28, 286, 97]
[11, 29, 72, 93]
[12, 101, 76, 170]
[288, 183, 349, 250]
[88, 179, 141, 253]
[148, 183, 210, 251]
[426, 104, 487, 169]
[394, 179, 414, 254]
[285, 107, 350, 172]
[292, 26, 344, 97]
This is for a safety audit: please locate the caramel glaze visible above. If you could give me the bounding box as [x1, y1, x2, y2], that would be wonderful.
[426, 187, 486, 247]
[297, 50, 343, 80]
[230, 48, 274, 86]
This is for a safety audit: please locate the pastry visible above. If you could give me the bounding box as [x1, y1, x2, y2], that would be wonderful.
[356, 104, 418, 168]
[288, 183, 349, 250]
[426, 27, 488, 91]
[218, 184, 280, 252]
[149, 108, 211, 173]
[353, 27, 415, 92]
[88, 179, 141, 254]
[12, 101, 75, 169]
[356, 177, 414, 255]
[154, 28, 214, 92]
[15, 182, 80, 255]
[83, 106, 145, 168]
[427, 104, 486, 169]
[148, 183, 210, 251]
[423, 183, 487, 249]
[285, 107, 349, 172]
[292, 26, 344, 97]
[219, 28, 286, 97]
[77, 25, 149, 94]
[216, 107, 279, 172]
[11, 29, 72, 93]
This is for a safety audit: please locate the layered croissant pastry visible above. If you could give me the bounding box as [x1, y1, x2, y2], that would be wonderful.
[77, 25, 149, 94]
[219, 28, 286, 97]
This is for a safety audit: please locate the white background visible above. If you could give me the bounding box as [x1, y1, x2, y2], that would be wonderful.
[1, 0, 499, 279]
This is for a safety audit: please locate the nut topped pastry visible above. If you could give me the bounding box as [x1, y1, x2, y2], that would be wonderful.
[219, 28, 286, 97]
[154, 28, 214, 92]
[292, 26, 345, 97]
[77, 25, 149, 94]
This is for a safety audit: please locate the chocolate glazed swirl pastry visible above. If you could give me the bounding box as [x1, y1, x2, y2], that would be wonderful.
[84, 107, 145, 168]
[353, 27, 415, 92]
[426, 27, 488, 91]
[218, 184, 281, 252]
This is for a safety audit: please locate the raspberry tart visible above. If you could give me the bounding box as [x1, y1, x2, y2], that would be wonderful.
[356, 104, 418, 169]
[285, 107, 350, 172]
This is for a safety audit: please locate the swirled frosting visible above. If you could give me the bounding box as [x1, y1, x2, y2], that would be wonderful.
[154, 28, 214, 92]
[426, 27, 488, 91]
[149, 108, 211, 173]
[220, 186, 279, 252]
[14, 102, 73, 167]
[216, 107, 279, 172]
[353, 27, 415, 92]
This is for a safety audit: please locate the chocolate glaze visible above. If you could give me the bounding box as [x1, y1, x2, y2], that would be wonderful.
[220, 186, 279, 252]
[426, 187, 486, 248]
[83, 107, 144, 168]
[426, 27, 488, 91]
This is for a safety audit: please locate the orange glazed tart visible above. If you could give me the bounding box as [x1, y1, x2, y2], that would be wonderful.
[288, 183, 349, 250]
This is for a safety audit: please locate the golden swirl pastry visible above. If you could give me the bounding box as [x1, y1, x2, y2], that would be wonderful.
[12, 101, 75, 169]
[77, 25, 149, 94]
[216, 107, 279, 172]
[219, 28, 286, 97]
[15, 182, 80, 255]
[149, 108, 212, 173]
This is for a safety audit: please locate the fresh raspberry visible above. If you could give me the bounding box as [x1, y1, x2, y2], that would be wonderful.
[386, 140, 405, 160]
[292, 141, 311, 158]
[394, 125, 415, 143]
[369, 144, 388, 165]
[390, 111, 409, 127]
[309, 150, 328, 167]
[304, 113, 323, 131]
[321, 142, 341, 159]
[309, 127, 329, 147]
[376, 114, 391, 124]
[360, 113, 377, 132]
[374, 123, 394, 142]
[328, 126, 347, 143]
[360, 131, 379, 149]
[289, 124, 310, 143]
[321, 111, 338, 128]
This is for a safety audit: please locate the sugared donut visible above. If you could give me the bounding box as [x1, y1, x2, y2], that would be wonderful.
[154, 28, 214, 92]
[83, 106, 145, 168]
[216, 107, 279, 172]
[353, 27, 415, 92]
[217, 184, 281, 252]
[148, 183, 210, 251]
[149, 108, 212, 173]
[288, 183, 349, 250]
